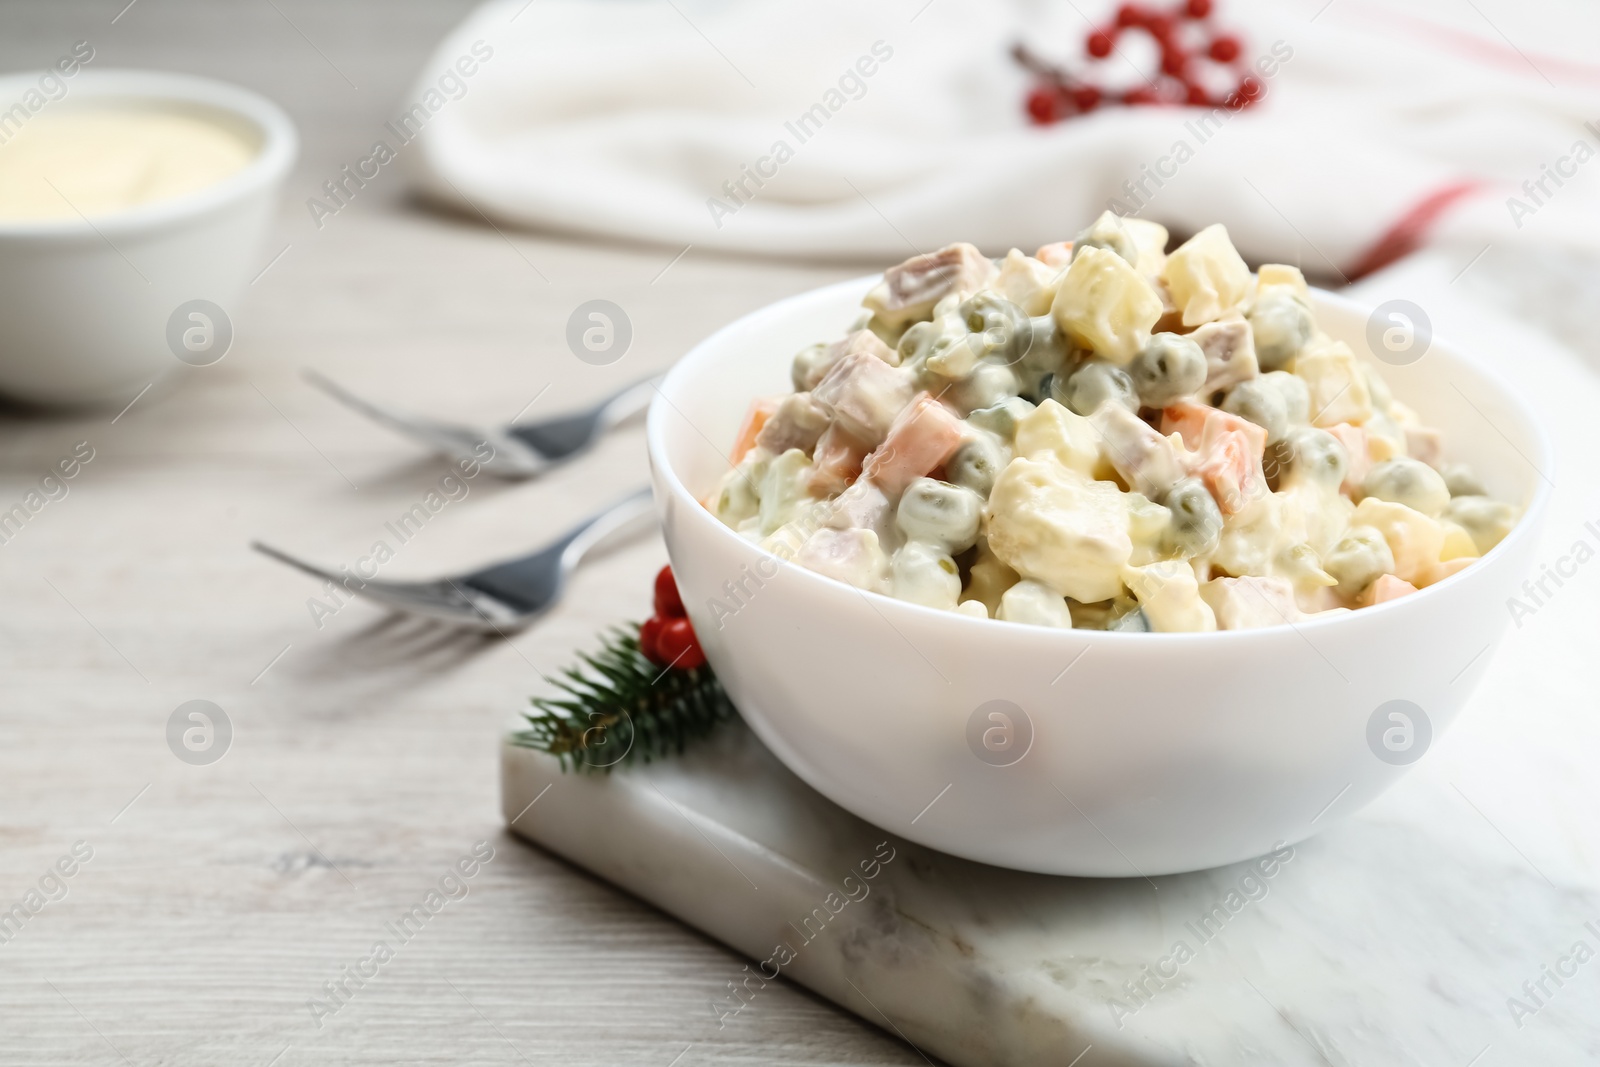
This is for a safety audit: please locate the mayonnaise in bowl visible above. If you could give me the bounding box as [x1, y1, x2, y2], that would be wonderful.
[0, 105, 260, 223]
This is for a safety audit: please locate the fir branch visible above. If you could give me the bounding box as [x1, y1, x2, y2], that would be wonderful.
[509, 624, 735, 772]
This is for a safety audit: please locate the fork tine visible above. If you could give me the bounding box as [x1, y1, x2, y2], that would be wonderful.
[251, 541, 528, 630]
[303, 369, 547, 477]
[250, 541, 345, 588]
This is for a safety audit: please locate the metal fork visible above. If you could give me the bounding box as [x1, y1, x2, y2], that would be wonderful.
[305, 370, 661, 479]
[251, 487, 656, 630]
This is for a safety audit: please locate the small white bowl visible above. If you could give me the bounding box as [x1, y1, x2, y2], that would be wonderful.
[648, 278, 1553, 877]
[0, 70, 296, 406]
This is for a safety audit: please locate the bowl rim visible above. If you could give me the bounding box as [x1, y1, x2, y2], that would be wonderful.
[647, 273, 1556, 643]
[0, 68, 298, 239]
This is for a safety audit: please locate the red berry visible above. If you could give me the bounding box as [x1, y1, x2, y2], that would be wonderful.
[1123, 85, 1160, 105]
[1072, 84, 1102, 111]
[653, 565, 685, 618]
[1160, 46, 1188, 75]
[1236, 74, 1263, 100]
[1185, 0, 1212, 18]
[1026, 85, 1063, 124]
[1183, 80, 1211, 105]
[639, 615, 667, 664]
[1208, 35, 1241, 62]
[655, 617, 705, 670]
[1115, 4, 1145, 27]
[1087, 30, 1115, 58]
[1145, 13, 1174, 37]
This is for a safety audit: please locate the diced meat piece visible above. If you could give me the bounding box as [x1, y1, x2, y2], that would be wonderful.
[811, 350, 916, 447]
[808, 423, 870, 496]
[1405, 425, 1443, 467]
[793, 527, 890, 593]
[1034, 241, 1074, 268]
[825, 479, 894, 543]
[1090, 403, 1187, 499]
[1122, 560, 1216, 632]
[987, 459, 1132, 603]
[755, 392, 831, 455]
[1201, 575, 1301, 630]
[1361, 573, 1418, 606]
[1193, 317, 1259, 395]
[1325, 422, 1371, 496]
[862, 394, 967, 497]
[730, 396, 780, 464]
[793, 329, 897, 391]
[863, 243, 998, 328]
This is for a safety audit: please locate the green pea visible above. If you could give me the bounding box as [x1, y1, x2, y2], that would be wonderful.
[1249, 290, 1314, 371]
[1130, 333, 1208, 407]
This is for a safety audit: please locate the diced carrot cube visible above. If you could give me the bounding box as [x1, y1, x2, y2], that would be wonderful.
[1192, 427, 1264, 514]
[1160, 399, 1266, 454]
[1162, 400, 1266, 514]
[863, 393, 967, 497]
[730, 396, 781, 464]
[1035, 241, 1074, 268]
[1362, 573, 1418, 606]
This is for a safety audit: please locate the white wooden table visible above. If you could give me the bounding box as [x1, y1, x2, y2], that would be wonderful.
[0, 4, 918, 1063]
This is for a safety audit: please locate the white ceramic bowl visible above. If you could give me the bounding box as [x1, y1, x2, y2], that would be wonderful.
[0, 70, 296, 406]
[648, 277, 1553, 877]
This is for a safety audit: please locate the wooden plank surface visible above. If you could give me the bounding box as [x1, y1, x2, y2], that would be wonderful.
[0, 3, 919, 1063]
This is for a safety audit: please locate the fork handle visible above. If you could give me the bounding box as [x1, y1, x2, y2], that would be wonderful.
[558, 486, 657, 569]
[593, 374, 663, 432]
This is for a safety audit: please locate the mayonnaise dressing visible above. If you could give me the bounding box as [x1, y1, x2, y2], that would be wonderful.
[0, 106, 257, 222]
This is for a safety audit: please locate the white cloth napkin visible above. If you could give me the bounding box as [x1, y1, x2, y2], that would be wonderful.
[404, 0, 1600, 271]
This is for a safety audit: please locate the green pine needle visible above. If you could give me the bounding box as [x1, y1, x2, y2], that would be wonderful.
[509, 624, 736, 772]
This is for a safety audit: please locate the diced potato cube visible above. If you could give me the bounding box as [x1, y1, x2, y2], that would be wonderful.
[995, 249, 1063, 315]
[1295, 338, 1374, 426]
[1050, 245, 1163, 365]
[997, 579, 1074, 628]
[985, 457, 1132, 603]
[1161, 224, 1252, 327]
[1013, 398, 1100, 477]
[1351, 497, 1445, 585]
[1256, 263, 1309, 300]
[1122, 560, 1217, 632]
[965, 537, 1020, 618]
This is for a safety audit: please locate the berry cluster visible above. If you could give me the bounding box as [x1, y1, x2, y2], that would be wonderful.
[1016, 0, 1258, 125]
[639, 565, 706, 670]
